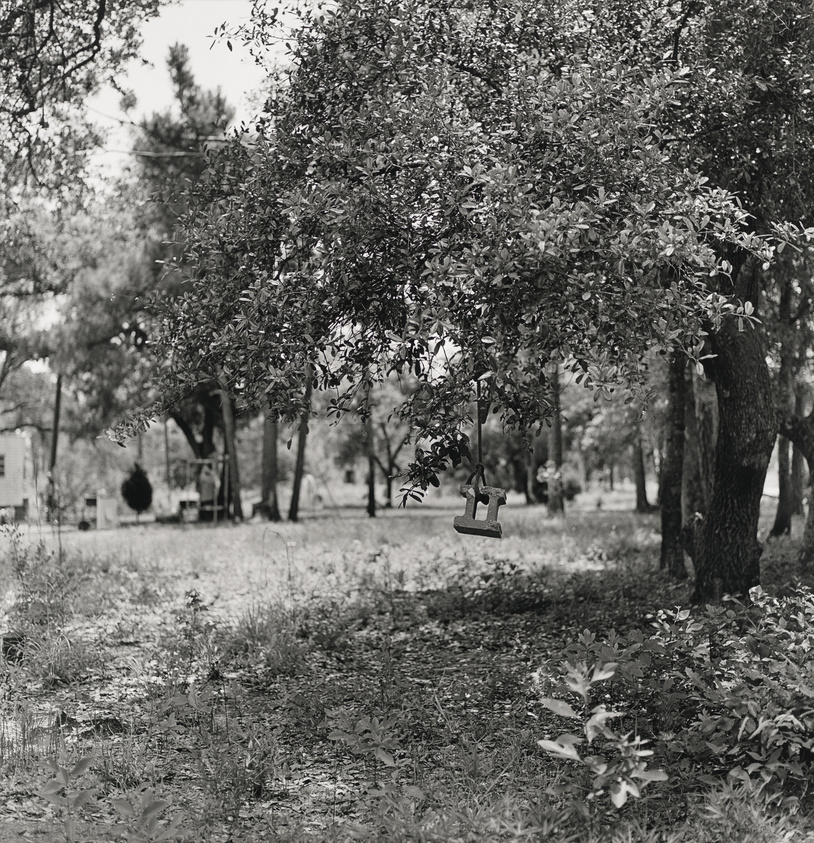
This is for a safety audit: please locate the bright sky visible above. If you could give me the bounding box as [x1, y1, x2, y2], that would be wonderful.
[89, 0, 270, 169]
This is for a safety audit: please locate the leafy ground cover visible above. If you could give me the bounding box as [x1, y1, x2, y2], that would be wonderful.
[1, 492, 813, 841]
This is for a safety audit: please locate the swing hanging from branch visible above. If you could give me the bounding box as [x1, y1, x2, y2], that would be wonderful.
[453, 380, 506, 539]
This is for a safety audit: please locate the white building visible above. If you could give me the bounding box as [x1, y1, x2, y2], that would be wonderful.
[0, 433, 31, 513]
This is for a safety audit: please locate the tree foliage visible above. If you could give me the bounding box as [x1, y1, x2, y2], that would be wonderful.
[0, 0, 161, 189]
[131, 0, 762, 495]
[121, 462, 152, 515]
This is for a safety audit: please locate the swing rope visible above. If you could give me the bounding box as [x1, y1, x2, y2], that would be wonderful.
[467, 379, 487, 494]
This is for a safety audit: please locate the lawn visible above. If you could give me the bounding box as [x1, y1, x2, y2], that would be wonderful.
[0, 491, 812, 842]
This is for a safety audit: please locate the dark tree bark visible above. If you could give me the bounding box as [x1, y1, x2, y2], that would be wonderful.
[692, 312, 777, 602]
[692, 367, 718, 511]
[365, 413, 376, 518]
[220, 390, 243, 520]
[660, 352, 687, 579]
[46, 373, 63, 518]
[258, 415, 282, 521]
[632, 422, 650, 513]
[771, 275, 796, 538]
[169, 389, 220, 460]
[547, 366, 564, 515]
[288, 372, 313, 523]
[682, 364, 704, 524]
[372, 422, 409, 509]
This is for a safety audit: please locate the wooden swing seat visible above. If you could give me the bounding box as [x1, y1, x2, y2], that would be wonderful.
[453, 483, 506, 539]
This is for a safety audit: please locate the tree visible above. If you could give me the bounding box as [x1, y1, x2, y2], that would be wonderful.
[145, 2, 754, 426]
[332, 376, 415, 508]
[121, 462, 153, 516]
[122, 0, 770, 592]
[0, 0, 160, 187]
[56, 46, 250, 504]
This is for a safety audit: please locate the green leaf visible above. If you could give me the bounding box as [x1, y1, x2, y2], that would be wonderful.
[591, 662, 617, 683]
[375, 747, 396, 766]
[539, 697, 580, 719]
[70, 757, 93, 778]
[111, 798, 135, 818]
[609, 780, 629, 808]
[538, 738, 582, 762]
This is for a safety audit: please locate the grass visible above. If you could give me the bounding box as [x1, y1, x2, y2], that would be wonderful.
[0, 490, 812, 841]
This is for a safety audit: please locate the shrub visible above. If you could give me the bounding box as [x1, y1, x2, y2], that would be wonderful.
[121, 463, 153, 516]
[539, 585, 814, 812]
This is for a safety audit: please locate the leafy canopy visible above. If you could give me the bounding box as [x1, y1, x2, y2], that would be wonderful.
[131, 0, 763, 490]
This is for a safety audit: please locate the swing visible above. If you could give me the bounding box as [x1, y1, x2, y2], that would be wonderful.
[453, 382, 506, 539]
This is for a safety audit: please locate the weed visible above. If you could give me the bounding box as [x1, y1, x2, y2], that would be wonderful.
[222, 601, 305, 675]
[39, 756, 97, 842]
[28, 631, 106, 688]
[110, 786, 188, 842]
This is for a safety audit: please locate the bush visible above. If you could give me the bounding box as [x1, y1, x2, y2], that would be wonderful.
[537, 585, 814, 813]
[121, 463, 152, 516]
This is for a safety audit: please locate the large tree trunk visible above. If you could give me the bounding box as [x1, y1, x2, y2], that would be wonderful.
[220, 390, 243, 520]
[288, 372, 313, 523]
[547, 366, 564, 515]
[660, 352, 687, 578]
[692, 314, 777, 602]
[259, 415, 282, 521]
[632, 421, 650, 513]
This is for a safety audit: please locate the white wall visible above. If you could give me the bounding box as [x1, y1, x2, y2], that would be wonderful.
[0, 434, 27, 507]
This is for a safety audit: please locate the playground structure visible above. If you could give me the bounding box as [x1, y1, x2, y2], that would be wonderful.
[177, 456, 229, 524]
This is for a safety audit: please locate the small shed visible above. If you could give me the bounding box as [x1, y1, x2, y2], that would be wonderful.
[0, 434, 29, 510]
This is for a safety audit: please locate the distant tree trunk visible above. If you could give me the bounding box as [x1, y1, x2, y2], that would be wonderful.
[46, 373, 63, 518]
[374, 424, 409, 509]
[164, 419, 172, 510]
[288, 371, 313, 523]
[692, 305, 777, 602]
[791, 386, 808, 517]
[771, 436, 793, 537]
[169, 390, 220, 461]
[660, 352, 687, 579]
[259, 414, 281, 521]
[632, 422, 650, 513]
[525, 446, 536, 503]
[547, 367, 564, 515]
[792, 442, 807, 517]
[779, 413, 814, 566]
[365, 413, 376, 518]
[220, 390, 243, 520]
[169, 411, 203, 459]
